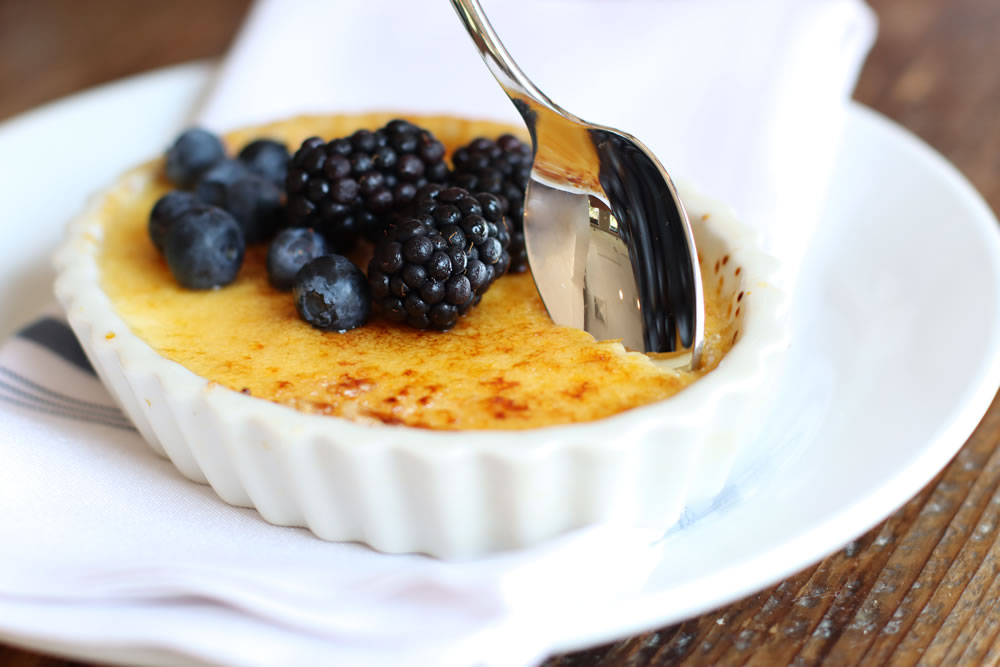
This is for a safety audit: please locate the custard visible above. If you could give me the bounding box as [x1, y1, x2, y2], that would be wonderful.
[97, 114, 737, 430]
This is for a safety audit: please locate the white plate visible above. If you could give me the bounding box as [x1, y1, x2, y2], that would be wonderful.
[0, 62, 998, 661]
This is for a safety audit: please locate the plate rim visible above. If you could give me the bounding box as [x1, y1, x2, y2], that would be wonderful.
[0, 61, 998, 662]
[549, 102, 1000, 651]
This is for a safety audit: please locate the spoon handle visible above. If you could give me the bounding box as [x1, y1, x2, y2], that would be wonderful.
[450, 0, 558, 119]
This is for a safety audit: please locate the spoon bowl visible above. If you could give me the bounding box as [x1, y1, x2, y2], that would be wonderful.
[451, 0, 704, 367]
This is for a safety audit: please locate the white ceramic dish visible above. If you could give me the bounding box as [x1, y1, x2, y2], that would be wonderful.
[52, 125, 786, 558]
[0, 63, 997, 663]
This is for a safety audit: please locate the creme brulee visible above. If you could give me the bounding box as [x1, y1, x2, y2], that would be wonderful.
[96, 114, 737, 430]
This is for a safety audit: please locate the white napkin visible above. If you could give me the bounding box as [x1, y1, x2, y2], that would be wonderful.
[0, 2, 875, 664]
[0, 316, 665, 665]
[199, 0, 877, 288]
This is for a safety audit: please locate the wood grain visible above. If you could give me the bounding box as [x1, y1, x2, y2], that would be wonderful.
[1, 0, 998, 664]
[0, 0, 248, 123]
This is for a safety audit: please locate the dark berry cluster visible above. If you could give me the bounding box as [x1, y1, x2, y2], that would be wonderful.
[449, 134, 532, 272]
[368, 186, 510, 331]
[152, 128, 291, 288]
[285, 120, 447, 249]
[150, 122, 528, 336]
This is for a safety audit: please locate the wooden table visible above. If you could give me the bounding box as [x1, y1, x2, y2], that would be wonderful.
[1, 0, 998, 664]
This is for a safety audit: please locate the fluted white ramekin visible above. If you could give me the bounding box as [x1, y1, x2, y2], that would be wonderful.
[53, 155, 786, 559]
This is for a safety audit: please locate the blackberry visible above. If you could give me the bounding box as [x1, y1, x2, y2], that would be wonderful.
[416, 184, 512, 279]
[165, 128, 226, 188]
[163, 205, 245, 289]
[284, 120, 448, 249]
[266, 227, 327, 290]
[293, 254, 371, 332]
[368, 186, 510, 331]
[449, 134, 532, 272]
[149, 190, 200, 253]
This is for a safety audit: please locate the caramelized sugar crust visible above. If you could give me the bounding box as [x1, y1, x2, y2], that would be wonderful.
[98, 114, 736, 430]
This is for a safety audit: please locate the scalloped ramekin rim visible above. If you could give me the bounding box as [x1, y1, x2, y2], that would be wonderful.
[54, 177, 786, 452]
[51, 116, 789, 556]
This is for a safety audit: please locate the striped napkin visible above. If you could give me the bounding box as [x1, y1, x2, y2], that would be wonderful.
[0, 316, 130, 429]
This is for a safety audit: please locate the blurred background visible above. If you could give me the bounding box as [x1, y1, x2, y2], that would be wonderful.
[0, 0, 997, 209]
[0, 0, 1000, 219]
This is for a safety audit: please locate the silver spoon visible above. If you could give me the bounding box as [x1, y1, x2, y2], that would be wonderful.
[451, 0, 704, 367]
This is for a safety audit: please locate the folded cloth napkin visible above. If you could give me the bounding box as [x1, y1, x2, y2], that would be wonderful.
[0, 315, 666, 666]
[0, 1, 875, 665]
[199, 0, 877, 288]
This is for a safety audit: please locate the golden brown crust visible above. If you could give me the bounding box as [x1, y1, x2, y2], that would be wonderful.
[96, 113, 736, 430]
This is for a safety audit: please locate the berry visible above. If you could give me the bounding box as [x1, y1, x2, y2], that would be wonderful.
[163, 205, 245, 289]
[368, 186, 510, 330]
[165, 128, 226, 188]
[285, 120, 448, 248]
[414, 185, 511, 283]
[293, 254, 371, 332]
[196, 158, 252, 189]
[149, 190, 200, 253]
[195, 160, 282, 244]
[449, 134, 531, 272]
[238, 139, 290, 186]
[266, 227, 327, 290]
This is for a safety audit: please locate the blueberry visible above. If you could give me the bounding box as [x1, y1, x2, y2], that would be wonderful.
[238, 139, 290, 185]
[194, 159, 253, 200]
[266, 227, 327, 290]
[195, 160, 282, 244]
[165, 128, 225, 188]
[164, 206, 245, 289]
[293, 255, 371, 332]
[149, 190, 200, 253]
